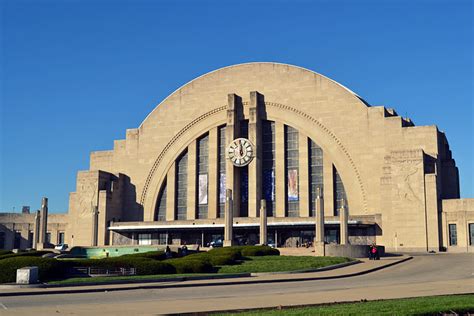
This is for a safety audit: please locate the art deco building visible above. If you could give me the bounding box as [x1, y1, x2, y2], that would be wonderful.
[1, 63, 473, 252]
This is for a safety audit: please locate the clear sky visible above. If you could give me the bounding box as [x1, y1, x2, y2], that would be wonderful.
[1, 0, 472, 213]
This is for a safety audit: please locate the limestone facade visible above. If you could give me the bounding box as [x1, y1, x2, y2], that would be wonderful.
[1, 63, 472, 252]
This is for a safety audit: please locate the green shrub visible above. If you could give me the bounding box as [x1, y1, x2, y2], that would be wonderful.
[0, 257, 65, 283]
[166, 258, 213, 274]
[120, 251, 166, 260]
[208, 247, 242, 260]
[132, 260, 176, 275]
[0, 251, 53, 261]
[0, 250, 12, 256]
[239, 245, 280, 257]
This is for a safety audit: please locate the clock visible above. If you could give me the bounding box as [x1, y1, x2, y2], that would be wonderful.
[227, 138, 254, 167]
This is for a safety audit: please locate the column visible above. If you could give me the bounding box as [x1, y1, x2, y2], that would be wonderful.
[299, 134, 310, 217]
[275, 122, 286, 217]
[248, 91, 263, 218]
[224, 189, 234, 247]
[314, 189, 325, 256]
[226, 94, 241, 217]
[166, 162, 176, 221]
[187, 140, 197, 220]
[323, 155, 335, 215]
[339, 198, 348, 245]
[39, 197, 48, 245]
[259, 199, 267, 245]
[33, 211, 40, 249]
[208, 127, 219, 219]
[92, 206, 99, 246]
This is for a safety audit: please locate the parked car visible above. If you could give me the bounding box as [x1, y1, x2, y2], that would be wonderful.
[210, 240, 223, 248]
[55, 244, 68, 251]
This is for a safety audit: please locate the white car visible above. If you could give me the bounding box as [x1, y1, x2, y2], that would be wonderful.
[54, 244, 68, 251]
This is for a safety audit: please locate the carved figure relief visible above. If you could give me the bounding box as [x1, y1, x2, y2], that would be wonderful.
[78, 178, 98, 218]
[393, 160, 422, 203]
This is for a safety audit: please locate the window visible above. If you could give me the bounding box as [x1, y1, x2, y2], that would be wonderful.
[285, 125, 299, 217]
[197, 134, 209, 219]
[58, 232, 65, 245]
[138, 233, 152, 245]
[309, 139, 323, 217]
[469, 223, 474, 246]
[158, 233, 168, 245]
[46, 232, 51, 244]
[0, 232, 5, 249]
[28, 231, 34, 248]
[14, 231, 22, 249]
[240, 120, 249, 217]
[218, 126, 226, 218]
[334, 167, 348, 216]
[449, 224, 457, 246]
[175, 151, 188, 220]
[262, 120, 275, 216]
[156, 180, 167, 221]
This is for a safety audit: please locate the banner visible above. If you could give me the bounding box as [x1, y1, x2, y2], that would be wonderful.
[198, 174, 208, 205]
[219, 173, 226, 203]
[287, 169, 298, 201]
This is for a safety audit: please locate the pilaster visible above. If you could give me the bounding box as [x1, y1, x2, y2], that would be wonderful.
[226, 94, 241, 217]
[187, 140, 197, 220]
[275, 122, 286, 217]
[299, 134, 310, 217]
[248, 91, 263, 217]
[208, 127, 219, 219]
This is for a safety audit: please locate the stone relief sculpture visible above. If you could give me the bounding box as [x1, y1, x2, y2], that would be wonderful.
[78, 178, 98, 218]
[394, 160, 422, 203]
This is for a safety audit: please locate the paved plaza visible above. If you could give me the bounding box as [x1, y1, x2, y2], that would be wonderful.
[0, 253, 472, 315]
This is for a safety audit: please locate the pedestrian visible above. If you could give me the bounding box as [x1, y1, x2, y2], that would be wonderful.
[165, 245, 172, 259]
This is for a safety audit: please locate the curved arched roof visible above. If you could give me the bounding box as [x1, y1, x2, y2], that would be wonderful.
[139, 62, 369, 129]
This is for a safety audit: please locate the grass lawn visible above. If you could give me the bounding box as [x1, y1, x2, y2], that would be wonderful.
[218, 256, 352, 274]
[216, 294, 474, 315]
[47, 273, 217, 285]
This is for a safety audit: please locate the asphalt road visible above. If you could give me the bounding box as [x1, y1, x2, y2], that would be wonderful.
[0, 253, 473, 315]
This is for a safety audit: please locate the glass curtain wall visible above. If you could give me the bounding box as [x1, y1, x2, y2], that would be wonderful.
[197, 134, 209, 219]
[285, 125, 299, 217]
[262, 120, 275, 216]
[334, 167, 348, 216]
[218, 126, 226, 218]
[309, 139, 323, 217]
[240, 120, 249, 217]
[175, 151, 188, 220]
[155, 180, 167, 221]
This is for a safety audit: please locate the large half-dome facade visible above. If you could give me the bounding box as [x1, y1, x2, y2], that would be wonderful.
[61, 62, 472, 253]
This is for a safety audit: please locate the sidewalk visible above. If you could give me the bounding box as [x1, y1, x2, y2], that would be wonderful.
[0, 255, 412, 297]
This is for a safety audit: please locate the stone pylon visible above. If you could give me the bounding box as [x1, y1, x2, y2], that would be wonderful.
[314, 189, 325, 256]
[39, 198, 48, 244]
[339, 198, 349, 245]
[224, 189, 234, 247]
[259, 199, 267, 245]
[92, 206, 99, 246]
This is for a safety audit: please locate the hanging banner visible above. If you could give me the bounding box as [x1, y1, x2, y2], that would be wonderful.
[288, 169, 299, 201]
[219, 173, 226, 203]
[198, 174, 208, 205]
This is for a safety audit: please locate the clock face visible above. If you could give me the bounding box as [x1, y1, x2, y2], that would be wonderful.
[227, 138, 254, 167]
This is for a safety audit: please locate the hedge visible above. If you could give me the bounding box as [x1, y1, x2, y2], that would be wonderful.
[0, 257, 66, 283]
[238, 245, 280, 257]
[0, 250, 13, 256]
[0, 251, 53, 261]
[120, 251, 167, 260]
[165, 258, 213, 274]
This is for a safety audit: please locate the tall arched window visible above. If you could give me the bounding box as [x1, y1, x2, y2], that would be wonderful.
[155, 180, 167, 221]
[309, 139, 323, 217]
[285, 125, 299, 217]
[175, 151, 188, 220]
[197, 134, 209, 219]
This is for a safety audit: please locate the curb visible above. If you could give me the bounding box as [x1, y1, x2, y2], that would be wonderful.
[0, 256, 412, 297]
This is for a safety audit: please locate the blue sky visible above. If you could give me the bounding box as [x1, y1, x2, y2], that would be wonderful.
[1, 0, 472, 213]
